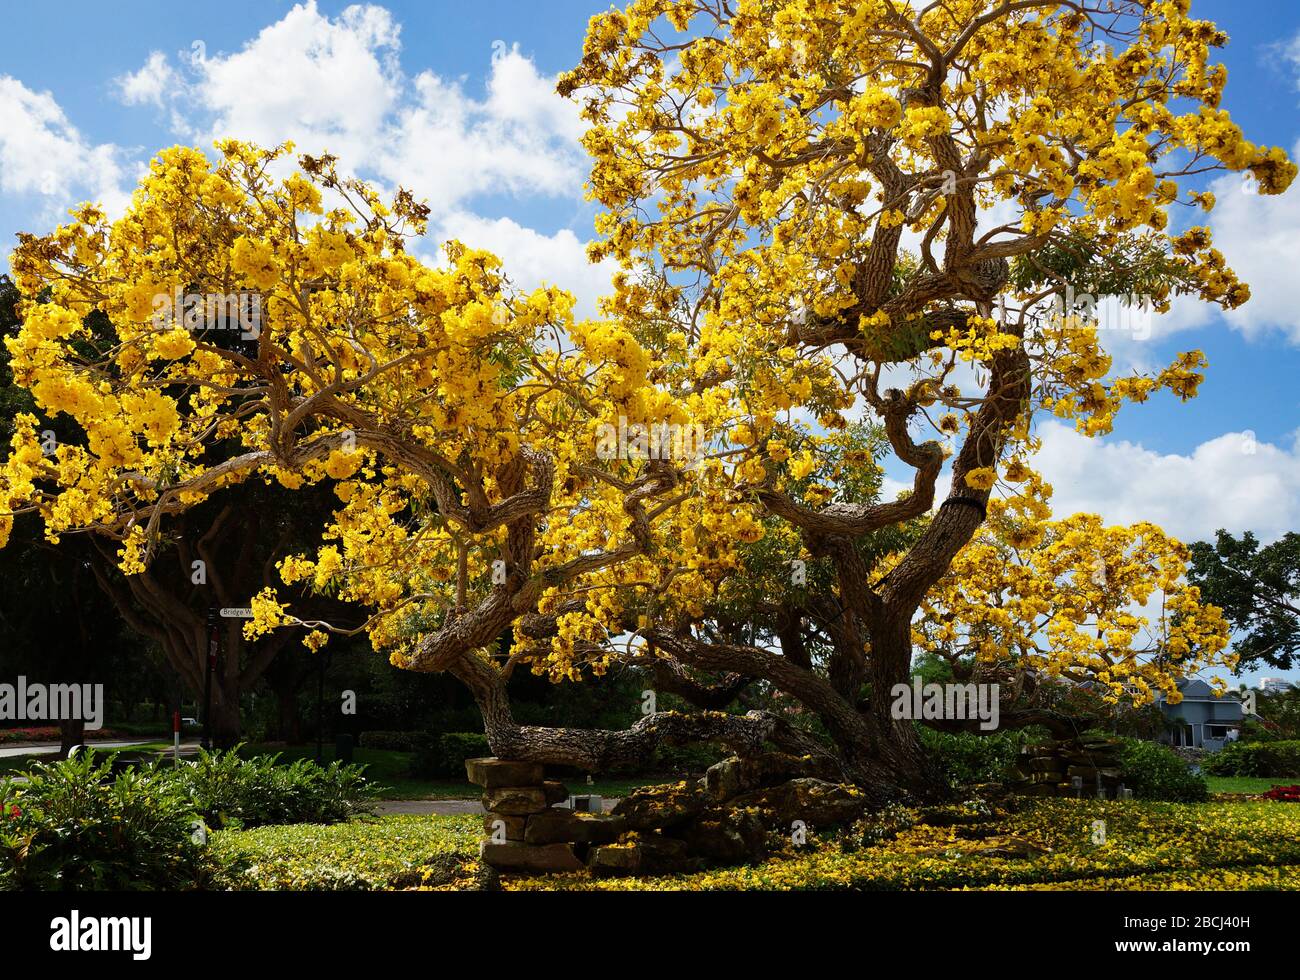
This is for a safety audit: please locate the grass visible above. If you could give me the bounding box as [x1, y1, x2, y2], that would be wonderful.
[234, 743, 660, 800]
[1205, 775, 1297, 795]
[212, 797, 1300, 892]
[213, 814, 484, 890]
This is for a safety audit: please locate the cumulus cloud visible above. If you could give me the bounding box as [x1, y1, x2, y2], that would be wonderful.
[111, 3, 587, 222]
[376, 51, 585, 216]
[433, 212, 615, 319]
[186, 2, 403, 167]
[1033, 420, 1300, 544]
[0, 75, 131, 214]
[102, 2, 600, 303]
[1152, 143, 1300, 345]
[113, 51, 179, 108]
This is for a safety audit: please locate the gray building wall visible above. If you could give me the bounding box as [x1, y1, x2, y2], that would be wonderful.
[1157, 679, 1244, 752]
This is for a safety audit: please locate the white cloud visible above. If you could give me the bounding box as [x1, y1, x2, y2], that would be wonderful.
[1153, 145, 1300, 345]
[1033, 421, 1300, 543]
[103, 2, 600, 302]
[433, 211, 615, 319]
[188, 2, 403, 168]
[376, 52, 585, 217]
[115, 3, 587, 223]
[113, 51, 179, 108]
[0, 75, 130, 214]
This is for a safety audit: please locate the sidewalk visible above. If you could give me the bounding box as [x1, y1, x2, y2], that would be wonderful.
[373, 797, 623, 816]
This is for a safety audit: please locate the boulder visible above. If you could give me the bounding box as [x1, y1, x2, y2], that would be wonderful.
[479, 840, 585, 873]
[588, 843, 642, 876]
[543, 780, 569, 806]
[702, 752, 838, 802]
[482, 786, 551, 815]
[637, 834, 697, 874]
[588, 834, 696, 876]
[730, 778, 869, 828]
[525, 810, 626, 846]
[465, 757, 545, 789]
[483, 813, 527, 841]
[611, 781, 707, 831]
[683, 807, 769, 864]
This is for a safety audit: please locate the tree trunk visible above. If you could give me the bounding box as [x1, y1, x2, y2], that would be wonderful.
[210, 681, 242, 748]
[448, 648, 947, 805]
[59, 718, 86, 756]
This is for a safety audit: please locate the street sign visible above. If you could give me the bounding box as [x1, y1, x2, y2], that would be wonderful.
[219, 607, 254, 619]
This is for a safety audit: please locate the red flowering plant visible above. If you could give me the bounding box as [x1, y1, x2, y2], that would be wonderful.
[1263, 785, 1300, 803]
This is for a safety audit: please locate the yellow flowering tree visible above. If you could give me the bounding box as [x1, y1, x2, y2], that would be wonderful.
[0, 0, 1290, 800]
[914, 511, 1235, 724]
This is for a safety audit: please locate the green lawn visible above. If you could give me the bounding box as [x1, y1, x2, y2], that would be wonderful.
[212, 797, 1300, 891]
[1205, 775, 1296, 795]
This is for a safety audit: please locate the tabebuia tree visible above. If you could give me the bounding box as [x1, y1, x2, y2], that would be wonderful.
[0, 0, 1290, 800]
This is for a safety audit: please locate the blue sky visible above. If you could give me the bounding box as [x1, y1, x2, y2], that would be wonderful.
[0, 1, 1297, 686]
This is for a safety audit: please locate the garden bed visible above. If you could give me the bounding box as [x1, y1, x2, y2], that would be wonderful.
[213, 798, 1300, 892]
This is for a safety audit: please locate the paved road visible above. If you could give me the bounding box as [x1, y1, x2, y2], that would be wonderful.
[373, 798, 621, 816]
[375, 799, 486, 816]
[0, 739, 198, 759]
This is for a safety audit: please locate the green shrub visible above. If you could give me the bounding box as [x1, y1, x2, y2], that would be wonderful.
[1116, 738, 1208, 801]
[169, 746, 374, 829]
[1203, 740, 1300, 778]
[410, 732, 490, 778]
[919, 727, 1027, 788]
[0, 752, 234, 891]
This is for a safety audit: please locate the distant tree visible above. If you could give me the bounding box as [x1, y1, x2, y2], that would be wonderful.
[1189, 530, 1300, 671]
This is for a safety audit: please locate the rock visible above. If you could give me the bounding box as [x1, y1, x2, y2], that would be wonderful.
[683, 807, 769, 864]
[703, 752, 838, 802]
[525, 810, 626, 846]
[1028, 757, 1062, 772]
[543, 780, 569, 806]
[479, 840, 585, 873]
[483, 813, 527, 841]
[588, 833, 696, 876]
[588, 843, 642, 876]
[1067, 765, 1100, 778]
[637, 834, 696, 874]
[465, 758, 545, 789]
[730, 778, 869, 828]
[482, 786, 551, 815]
[611, 781, 708, 831]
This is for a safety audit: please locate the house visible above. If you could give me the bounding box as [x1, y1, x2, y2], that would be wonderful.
[1156, 679, 1245, 752]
